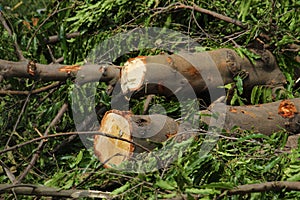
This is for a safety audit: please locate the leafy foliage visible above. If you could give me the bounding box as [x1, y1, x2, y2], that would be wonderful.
[0, 0, 299, 199]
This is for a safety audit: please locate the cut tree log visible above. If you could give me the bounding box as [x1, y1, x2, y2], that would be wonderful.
[95, 98, 299, 168]
[120, 48, 286, 99]
[94, 109, 194, 168]
[0, 48, 286, 101]
[201, 98, 300, 135]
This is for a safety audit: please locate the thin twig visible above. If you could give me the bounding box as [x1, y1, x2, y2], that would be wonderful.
[5, 83, 35, 148]
[143, 95, 155, 114]
[0, 183, 114, 199]
[46, 45, 57, 63]
[0, 11, 25, 60]
[0, 131, 152, 155]
[45, 32, 81, 44]
[16, 103, 69, 183]
[221, 30, 249, 45]
[26, 4, 73, 50]
[0, 81, 61, 95]
[175, 3, 247, 29]
[190, 8, 210, 39]
[218, 181, 300, 199]
[0, 159, 16, 183]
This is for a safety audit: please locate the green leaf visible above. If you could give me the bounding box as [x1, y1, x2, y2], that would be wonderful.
[155, 179, 177, 190]
[263, 157, 281, 173]
[157, 192, 177, 199]
[287, 173, 300, 181]
[234, 75, 244, 95]
[185, 188, 220, 195]
[75, 150, 83, 166]
[218, 83, 234, 90]
[112, 182, 130, 195]
[251, 86, 258, 104]
[62, 179, 74, 189]
[201, 182, 235, 189]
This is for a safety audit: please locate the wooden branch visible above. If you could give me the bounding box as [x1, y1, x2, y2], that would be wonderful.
[94, 110, 196, 168]
[16, 103, 69, 183]
[0, 184, 114, 199]
[45, 32, 81, 44]
[0, 81, 61, 95]
[120, 48, 286, 98]
[0, 48, 285, 100]
[94, 97, 300, 166]
[0, 131, 157, 155]
[176, 3, 247, 28]
[220, 181, 300, 197]
[201, 98, 300, 135]
[283, 133, 300, 151]
[0, 59, 120, 84]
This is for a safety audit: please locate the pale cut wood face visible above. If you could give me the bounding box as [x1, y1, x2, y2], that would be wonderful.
[121, 56, 146, 93]
[94, 113, 133, 168]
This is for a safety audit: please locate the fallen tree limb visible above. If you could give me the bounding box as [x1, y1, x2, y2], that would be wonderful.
[94, 109, 195, 168]
[94, 98, 299, 168]
[0, 59, 119, 83]
[0, 48, 286, 99]
[0, 184, 113, 199]
[120, 48, 286, 98]
[175, 3, 247, 28]
[219, 181, 300, 198]
[201, 98, 300, 135]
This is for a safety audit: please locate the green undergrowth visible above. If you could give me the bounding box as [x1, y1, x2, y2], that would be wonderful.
[0, 0, 300, 199]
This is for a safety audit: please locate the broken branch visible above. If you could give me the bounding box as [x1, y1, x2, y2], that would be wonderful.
[45, 32, 81, 44]
[201, 98, 300, 135]
[0, 183, 113, 199]
[176, 3, 247, 28]
[0, 59, 120, 84]
[220, 181, 300, 198]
